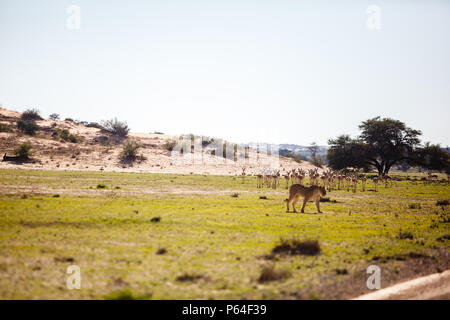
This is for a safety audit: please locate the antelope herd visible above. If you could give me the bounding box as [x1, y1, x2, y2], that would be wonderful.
[248, 166, 449, 192]
[246, 167, 446, 192]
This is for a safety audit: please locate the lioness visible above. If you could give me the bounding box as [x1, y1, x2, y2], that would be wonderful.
[285, 184, 326, 213]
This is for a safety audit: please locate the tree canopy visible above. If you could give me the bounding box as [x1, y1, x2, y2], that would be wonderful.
[327, 117, 449, 174]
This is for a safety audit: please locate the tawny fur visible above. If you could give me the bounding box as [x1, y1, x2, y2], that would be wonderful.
[285, 184, 326, 213]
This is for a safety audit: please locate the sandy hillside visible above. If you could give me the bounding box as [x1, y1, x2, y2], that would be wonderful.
[0, 107, 322, 175]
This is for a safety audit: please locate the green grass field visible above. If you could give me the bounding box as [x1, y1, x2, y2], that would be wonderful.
[0, 169, 449, 299]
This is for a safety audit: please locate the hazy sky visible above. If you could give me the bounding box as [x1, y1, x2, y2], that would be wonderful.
[1, 0, 449, 146]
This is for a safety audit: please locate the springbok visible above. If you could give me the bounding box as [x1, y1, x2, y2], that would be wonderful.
[345, 176, 351, 192]
[361, 176, 367, 192]
[337, 174, 345, 190]
[351, 175, 358, 193]
[241, 167, 246, 184]
[256, 173, 263, 188]
[283, 171, 291, 189]
[382, 174, 392, 188]
[372, 176, 379, 192]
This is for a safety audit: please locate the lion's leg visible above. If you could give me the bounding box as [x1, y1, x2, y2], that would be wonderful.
[292, 195, 300, 213]
[300, 198, 307, 213]
[286, 192, 295, 212]
[315, 199, 322, 213]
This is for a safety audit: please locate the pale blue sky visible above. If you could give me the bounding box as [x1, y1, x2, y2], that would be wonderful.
[1, 0, 449, 146]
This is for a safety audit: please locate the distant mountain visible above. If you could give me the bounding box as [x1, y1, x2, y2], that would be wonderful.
[244, 142, 328, 162]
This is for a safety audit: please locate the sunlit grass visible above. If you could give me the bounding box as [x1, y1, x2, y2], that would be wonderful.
[0, 169, 448, 299]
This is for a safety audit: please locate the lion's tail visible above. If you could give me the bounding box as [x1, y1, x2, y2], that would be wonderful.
[284, 198, 288, 202]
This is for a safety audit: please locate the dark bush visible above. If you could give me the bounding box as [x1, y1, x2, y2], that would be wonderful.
[436, 199, 449, 206]
[56, 129, 80, 143]
[102, 118, 129, 137]
[176, 273, 207, 282]
[17, 120, 39, 135]
[49, 113, 60, 121]
[257, 265, 291, 283]
[21, 108, 42, 120]
[272, 238, 321, 256]
[398, 231, 414, 240]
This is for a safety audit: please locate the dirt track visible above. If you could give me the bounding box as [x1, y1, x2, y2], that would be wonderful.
[353, 270, 450, 300]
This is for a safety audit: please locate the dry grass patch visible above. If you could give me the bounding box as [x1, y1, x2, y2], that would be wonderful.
[257, 265, 291, 283]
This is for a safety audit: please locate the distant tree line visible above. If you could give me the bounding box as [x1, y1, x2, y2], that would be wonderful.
[326, 117, 449, 175]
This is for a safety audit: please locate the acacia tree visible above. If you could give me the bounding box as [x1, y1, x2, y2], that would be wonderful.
[327, 117, 425, 175]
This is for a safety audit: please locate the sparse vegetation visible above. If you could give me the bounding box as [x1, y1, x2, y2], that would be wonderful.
[272, 238, 321, 256]
[55, 129, 80, 143]
[0, 170, 448, 299]
[257, 265, 291, 283]
[86, 122, 104, 129]
[0, 123, 12, 132]
[102, 118, 130, 137]
[14, 143, 32, 159]
[119, 140, 146, 163]
[163, 139, 177, 151]
[20, 108, 42, 121]
[17, 120, 39, 135]
[436, 199, 449, 206]
[309, 156, 324, 168]
[49, 113, 60, 121]
[280, 150, 302, 163]
[104, 289, 150, 300]
[398, 231, 414, 240]
[176, 273, 207, 282]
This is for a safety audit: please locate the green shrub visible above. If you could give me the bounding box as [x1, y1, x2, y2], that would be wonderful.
[0, 123, 12, 132]
[17, 120, 39, 135]
[21, 108, 42, 120]
[163, 140, 177, 151]
[14, 143, 32, 159]
[96, 184, 107, 189]
[86, 122, 104, 129]
[119, 140, 146, 162]
[57, 129, 80, 143]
